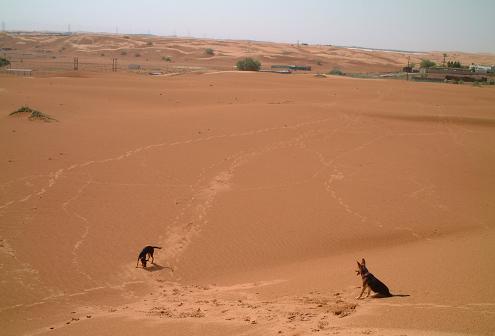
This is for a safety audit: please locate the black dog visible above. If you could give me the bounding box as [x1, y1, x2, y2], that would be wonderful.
[136, 246, 162, 268]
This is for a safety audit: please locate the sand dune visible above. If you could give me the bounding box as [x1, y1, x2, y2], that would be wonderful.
[2, 32, 495, 75]
[1, 35, 495, 335]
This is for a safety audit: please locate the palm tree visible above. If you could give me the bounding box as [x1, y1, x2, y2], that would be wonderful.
[443, 53, 448, 67]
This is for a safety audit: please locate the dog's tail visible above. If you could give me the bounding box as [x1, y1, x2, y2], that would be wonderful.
[151, 246, 162, 249]
[390, 293, 410, 297]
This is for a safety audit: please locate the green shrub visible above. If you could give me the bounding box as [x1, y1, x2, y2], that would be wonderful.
[120, 50, 127, 56]
[420, 59, 436, 68]
[0, 57, 10, 67]
[146, 41, 153, 46]
[162, 56, 172, 62]
[205, 48, 214, 56]
[328, 68, 344, 76]
[236, 57, 261, 71]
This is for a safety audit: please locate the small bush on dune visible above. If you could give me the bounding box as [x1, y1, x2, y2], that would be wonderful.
[162, 56, 172, 62]
[10, 106, 33, 114]
[205, 48, 215, 56]
[10, 106, 57, 122]
[29, 110, 57, 121]
[236, 58, 261, 71]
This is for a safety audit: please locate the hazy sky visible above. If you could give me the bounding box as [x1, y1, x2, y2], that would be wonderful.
[1, 0, 494, 52]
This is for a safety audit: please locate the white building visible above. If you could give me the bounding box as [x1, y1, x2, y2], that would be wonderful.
[469, 64, 493, 73]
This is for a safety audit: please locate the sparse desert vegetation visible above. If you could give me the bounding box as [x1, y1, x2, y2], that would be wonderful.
[236, 57, 261, 71]
[420, 59, 436, 68]
[9, 106, 57, 122]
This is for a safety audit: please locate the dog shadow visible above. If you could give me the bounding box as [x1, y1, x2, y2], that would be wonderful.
[144, 263, 174, 273]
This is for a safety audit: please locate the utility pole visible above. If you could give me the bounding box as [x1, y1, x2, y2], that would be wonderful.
[1, 21, 5, 32]
[74, 57, 79, 70]
[406, 56, 410, 80]
[112, 58, 118, 72]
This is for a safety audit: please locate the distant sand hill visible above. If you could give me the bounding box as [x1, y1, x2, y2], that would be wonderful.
[1, 32, 494, 75]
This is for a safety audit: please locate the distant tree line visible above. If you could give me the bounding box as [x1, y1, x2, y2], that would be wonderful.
[447, 60, 462, 68]
[420, 59, 464, 69]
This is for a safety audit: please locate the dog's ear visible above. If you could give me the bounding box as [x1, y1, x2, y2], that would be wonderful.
[357, 260, 361, 267]
[361, 258, 366, 266]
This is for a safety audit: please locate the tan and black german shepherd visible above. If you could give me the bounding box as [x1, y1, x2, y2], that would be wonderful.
[356, 258, 392, 299]
[136, 246, 162, 268]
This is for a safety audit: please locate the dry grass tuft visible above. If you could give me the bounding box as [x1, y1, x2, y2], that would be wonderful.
[10, 106, 58, 122]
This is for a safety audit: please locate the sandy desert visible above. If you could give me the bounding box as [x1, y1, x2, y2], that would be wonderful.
[1, 33, 495, 335]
